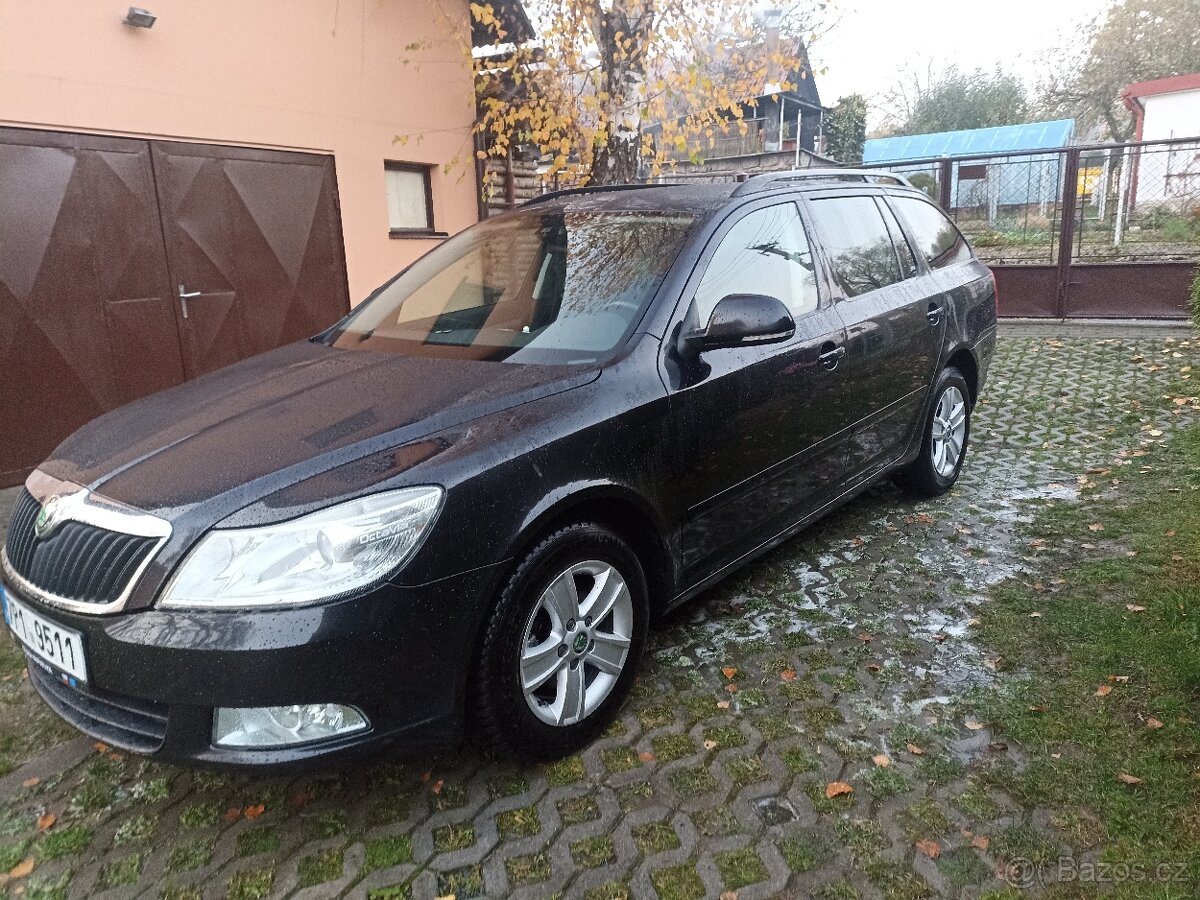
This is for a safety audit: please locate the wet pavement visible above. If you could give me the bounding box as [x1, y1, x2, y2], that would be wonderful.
[0, 328, 1197, 899]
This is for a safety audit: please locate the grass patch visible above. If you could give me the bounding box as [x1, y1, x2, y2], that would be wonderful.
[236, 826, 280, 857]
[98, 853, 142, 888]
[668, 764, 715, 797]
[367, 885, 411, 900]
[364, 835, 413, 872]
[178, 800, 221, 829]
[544, 754, 586, 786]
[650, 863, 706, 900]
[112, 815, 154, 847]
[369, 794, 410, 826]
[38, 825, 91, 860]
[702, 724, 745, 749]
[433, 823, 475, 852]
[584, 881, 631, 900]
[600, 747, 640, 773]
[616, 779, 655, 809]
[895, 798, 951, 843]
[715, 846, 769, 889]
[227, 868, 274, 900]
[558, 793, 600, 825]
[505, 851, 551, 885]
[638, 704, 675, 730]
[570, 835, 616, 868]
[297, 848, 343, 887]
[863, 765, 912, 799]
[167, 839, 213, 872]
[652, 733, 696, 761]
[496, 805, 540, 839]
[437, 865, 484, 898]
[973, 423, 1200, 882]
[632, 820, 680, 854]
[428, 780, 468, 812]
[692, 806, 740, 836]
[725, 754, 767, 786]
[780, 832, 827, 872]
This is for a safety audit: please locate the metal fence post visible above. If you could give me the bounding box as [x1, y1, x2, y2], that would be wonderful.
[1055, 147, 1081, 319]
[937, 158, 953, 211]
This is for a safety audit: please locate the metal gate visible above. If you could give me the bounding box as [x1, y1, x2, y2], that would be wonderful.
[864, 136, 1200, 318]
[0, 128, 351, 487]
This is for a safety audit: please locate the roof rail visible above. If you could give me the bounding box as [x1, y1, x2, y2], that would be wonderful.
[522, 182, 682, 207]
[730, 168, 914, 196]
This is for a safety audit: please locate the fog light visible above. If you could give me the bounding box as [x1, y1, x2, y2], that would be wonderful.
[213, 704, 368, 748]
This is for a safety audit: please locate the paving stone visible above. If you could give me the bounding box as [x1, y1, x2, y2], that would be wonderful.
[0, 331, 1198, 898]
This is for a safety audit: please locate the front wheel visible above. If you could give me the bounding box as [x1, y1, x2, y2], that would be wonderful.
[472, 522, 649, 759]
[894, 367, 972, 497]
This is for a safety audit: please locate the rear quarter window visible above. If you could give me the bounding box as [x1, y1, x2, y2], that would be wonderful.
[893, 196, 973, 269]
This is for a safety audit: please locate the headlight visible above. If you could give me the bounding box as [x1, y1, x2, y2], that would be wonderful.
[160, 486, 443, 608]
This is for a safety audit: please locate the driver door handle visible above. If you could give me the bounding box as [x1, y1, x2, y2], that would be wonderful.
[818, 343, 846, 370]
[927, 304, 943, 326]
[178, 284, 202, 319]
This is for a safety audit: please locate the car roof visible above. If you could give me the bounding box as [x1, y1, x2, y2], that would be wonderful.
[517, 169, 919, 216]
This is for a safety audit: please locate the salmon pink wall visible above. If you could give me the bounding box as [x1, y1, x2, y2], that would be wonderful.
[0, 0, 480, 302]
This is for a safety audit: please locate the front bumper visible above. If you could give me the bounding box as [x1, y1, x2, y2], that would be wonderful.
[2, 563, 502, 770]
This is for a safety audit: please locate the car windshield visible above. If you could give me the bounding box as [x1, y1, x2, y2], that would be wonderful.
[323, 208, 697, 364]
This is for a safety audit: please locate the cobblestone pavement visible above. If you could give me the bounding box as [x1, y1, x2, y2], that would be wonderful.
[0, 331, 1197, 900]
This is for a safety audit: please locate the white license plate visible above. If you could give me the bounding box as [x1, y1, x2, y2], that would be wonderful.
[1, 584, 89, 683]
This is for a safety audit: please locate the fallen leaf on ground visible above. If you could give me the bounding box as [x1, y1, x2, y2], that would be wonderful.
[1146, 717, 1165, 730]
[8, 858, 33, 879]
[703, 740, 718, 751]
[872, 754, 891, 767]
[1126, 604, 1146, 613]
[224, 807, 242, 823]
[243, 804, 265, 820]
[720, 892, 738, 900]
[824, 781, 853, 799]
[431, 779, 444, 794]
[639, 751, 655, 763]
[93, 742, 109, 753]
[1029, 705, 1047, 713]
[780, 668, 796, 682]
[716, 700, 730, 709]
[971, 834, 991, 850]
[906, 743, 925, 755]
[858, 633, 873, 642]
[932, 633, 947, 642]
[987, 741, 1008, 752]
[915, 839, 941, 859]
[1118, 773, 1144, 785]
[35, 815, 55, 832]
[721, 666, 737, 680]
[1087, 523, 1104, 532]
[20, 778, 38, 789]
[1095, 685, 1112, 697]
[725, 683, 738, 694]
[1109, 675, 1130, 683]
[1029, 612, 1042, 618]
[965, 721, 986, 731]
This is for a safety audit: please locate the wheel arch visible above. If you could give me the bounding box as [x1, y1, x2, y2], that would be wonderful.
[945, 345, 979, 405]
[508, 483, 677, 619]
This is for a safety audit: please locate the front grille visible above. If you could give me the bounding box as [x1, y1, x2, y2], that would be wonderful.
[26, 655, 168, 754]
[4, 489, 158, 606]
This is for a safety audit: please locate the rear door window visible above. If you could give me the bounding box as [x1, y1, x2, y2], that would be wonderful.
[806, 196, 903, 298]
[879, 200, 918, 279]
[893, 196, 972, 269]
[694, 203, 819, 322]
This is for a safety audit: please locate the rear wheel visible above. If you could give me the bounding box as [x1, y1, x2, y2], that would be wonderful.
[473, 522, 648, 759]
[894, 367, 971, 497]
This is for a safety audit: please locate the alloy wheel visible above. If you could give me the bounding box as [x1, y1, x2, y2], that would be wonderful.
[519, 560, 633, 726]
[930, 385, 967, 478]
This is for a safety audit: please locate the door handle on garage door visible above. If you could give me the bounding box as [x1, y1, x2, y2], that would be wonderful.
[926, 303, 943, 326]
[818, 343, 846, 370]
[178, 284, 202, 319]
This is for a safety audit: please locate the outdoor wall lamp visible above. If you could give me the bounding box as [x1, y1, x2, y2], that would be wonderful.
[123, 7, 156, 28]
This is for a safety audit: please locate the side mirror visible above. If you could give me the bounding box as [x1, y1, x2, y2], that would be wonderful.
[683, 293, 795, 353]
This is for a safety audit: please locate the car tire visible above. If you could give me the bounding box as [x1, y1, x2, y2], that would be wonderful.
[473, 522, 649, 759]
[894, 366, 972, 497]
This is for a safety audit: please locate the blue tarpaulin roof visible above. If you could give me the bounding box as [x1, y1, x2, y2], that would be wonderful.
[862, 119, 1075, 164]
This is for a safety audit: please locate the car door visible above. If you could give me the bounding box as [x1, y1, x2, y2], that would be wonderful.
[663, 200, 852, 580]
[803, 192, 944, 479]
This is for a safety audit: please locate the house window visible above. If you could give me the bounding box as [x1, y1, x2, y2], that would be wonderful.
[385, 162, 434, 235]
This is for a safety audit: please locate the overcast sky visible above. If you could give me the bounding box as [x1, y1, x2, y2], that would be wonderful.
[805, 0, 1106, 127]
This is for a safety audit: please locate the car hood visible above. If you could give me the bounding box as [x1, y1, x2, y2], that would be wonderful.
[41, 341, 598, 514]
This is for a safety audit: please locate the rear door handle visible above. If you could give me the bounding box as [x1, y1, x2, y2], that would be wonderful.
[818, 343, 846, 370]
[927, 304, 943, 326]
[178, 284, 202, 319]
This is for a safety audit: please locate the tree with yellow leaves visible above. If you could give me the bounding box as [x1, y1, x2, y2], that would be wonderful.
[471, 0, 829, 185]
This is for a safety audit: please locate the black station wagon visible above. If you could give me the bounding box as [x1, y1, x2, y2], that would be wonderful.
[1, 170, 996, 767]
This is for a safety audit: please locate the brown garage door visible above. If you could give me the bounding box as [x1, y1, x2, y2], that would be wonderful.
[0, 128, 350, 487]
